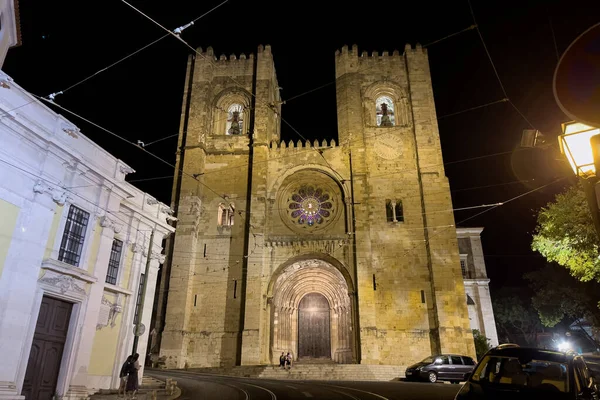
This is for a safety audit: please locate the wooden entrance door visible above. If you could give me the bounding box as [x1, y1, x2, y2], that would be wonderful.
[298, 293, 331, 359]
[22, 296, 73, 400]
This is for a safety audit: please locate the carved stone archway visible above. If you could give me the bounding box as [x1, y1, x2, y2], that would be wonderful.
[270, 259, 353, 364]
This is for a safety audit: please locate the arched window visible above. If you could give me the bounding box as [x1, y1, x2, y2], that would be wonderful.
[218, 203, 235, 226]
[385, 200, 395, 222]
[385, 199, 404, 223]
[226, 104, 244, 135]
[376, 96, 395, 127]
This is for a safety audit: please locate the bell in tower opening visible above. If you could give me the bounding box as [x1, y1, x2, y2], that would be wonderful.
[376, 96, 395, 127]
[226, 104, 244, 135]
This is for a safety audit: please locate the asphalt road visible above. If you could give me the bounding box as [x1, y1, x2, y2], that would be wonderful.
[149, 369, 461, 400]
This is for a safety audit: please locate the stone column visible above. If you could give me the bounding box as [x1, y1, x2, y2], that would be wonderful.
[65, 215, 120, 398]
[135, 252, 163, 380]
[0, 197, 54, 400]
[476, 281, 499, 346]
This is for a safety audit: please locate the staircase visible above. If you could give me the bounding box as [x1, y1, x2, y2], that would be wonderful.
[184, 362, 406, 381]
[90, 376, 179, 399]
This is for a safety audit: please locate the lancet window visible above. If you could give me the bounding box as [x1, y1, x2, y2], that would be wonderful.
[218, 203, 235, 226]
[385, 199, 404, 223]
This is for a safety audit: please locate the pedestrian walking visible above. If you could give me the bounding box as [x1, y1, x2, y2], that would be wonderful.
[125, 353, 140, 399]
[118, 355, 133, 399]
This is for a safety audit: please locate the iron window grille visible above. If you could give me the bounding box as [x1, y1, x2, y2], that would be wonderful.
[58, 205, 90, 266]
[105, 239, 123, 285]
[460, 259, 468, 278]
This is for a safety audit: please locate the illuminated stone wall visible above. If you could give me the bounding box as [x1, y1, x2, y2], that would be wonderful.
[158, 44, 476, 370]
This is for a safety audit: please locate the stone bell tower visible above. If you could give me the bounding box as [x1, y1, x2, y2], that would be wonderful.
[156, 44, 281, 368]
[334, 44, 475, 361]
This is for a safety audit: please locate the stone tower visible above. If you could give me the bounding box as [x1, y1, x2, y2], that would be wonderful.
[156, 43, 475, 369]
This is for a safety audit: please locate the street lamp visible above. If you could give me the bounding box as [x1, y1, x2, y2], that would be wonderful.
[558, 121, 600, 238]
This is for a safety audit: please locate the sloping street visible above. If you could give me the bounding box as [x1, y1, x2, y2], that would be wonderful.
[150, 370, 461, 400]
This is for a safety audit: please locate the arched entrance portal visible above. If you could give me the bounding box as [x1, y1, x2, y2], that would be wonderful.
[298, 293, 331, 359]
[270, 259, 353, 363]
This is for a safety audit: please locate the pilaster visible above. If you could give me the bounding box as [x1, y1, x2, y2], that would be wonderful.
[65, 214, 118, 397]
[0, 197, 54, 400]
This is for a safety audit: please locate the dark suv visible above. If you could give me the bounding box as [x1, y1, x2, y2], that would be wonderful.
[455, 346, 600, 399]
[405, 354, 476, 383]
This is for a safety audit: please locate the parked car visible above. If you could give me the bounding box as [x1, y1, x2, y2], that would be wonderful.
[583, 355, 600, 380]
[455, 345, 600, 399]
[405, 354, 476, 383]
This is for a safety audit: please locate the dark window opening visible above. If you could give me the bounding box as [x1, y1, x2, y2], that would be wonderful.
[394, 201, 404, 222]
[385, 200, 394, 222]
[58, 205, 90, 266]
[385, 199, 404, 223]
[105, 239, 123, 285]
[460, 259, 468, 278]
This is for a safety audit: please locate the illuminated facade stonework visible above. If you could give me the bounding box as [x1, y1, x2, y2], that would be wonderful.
[155, 44, 477, 369]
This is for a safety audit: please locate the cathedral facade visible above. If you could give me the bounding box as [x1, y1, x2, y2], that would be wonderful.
[155, 43, 476, 369]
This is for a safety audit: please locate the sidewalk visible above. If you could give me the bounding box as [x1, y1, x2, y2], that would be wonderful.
[90, 376, 181, 400]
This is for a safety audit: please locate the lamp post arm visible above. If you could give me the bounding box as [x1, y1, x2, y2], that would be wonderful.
[581, 177, 600, 242]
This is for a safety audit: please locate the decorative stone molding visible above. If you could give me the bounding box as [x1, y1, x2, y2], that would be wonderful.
[33, 180, 72, 206]
[96, 295, 123, 330]
[131, 242, 145, 254]
[33, 180, 50, 194]
[100, 215, 123, 234]
[38, 271, 87, 295]
[265, 239, 348, 256]
[119, 165, 135, 175]
[61, 124, 80, 139]
[147, 198, 159, 206]
[151, 251, 166, 264]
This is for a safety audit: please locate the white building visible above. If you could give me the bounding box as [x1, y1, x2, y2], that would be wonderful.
[0, 3, 175, 399]
[456, 227, 499, 347]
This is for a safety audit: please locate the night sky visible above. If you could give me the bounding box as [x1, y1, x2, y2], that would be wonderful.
[6, 0, 600, 292]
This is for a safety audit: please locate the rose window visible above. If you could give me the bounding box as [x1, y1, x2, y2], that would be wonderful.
[287, 185, 334, 227]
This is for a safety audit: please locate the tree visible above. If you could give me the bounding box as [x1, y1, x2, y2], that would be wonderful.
[473, 329, 491, 360]
[525, 263, 600, 328]
[493, 288, 545, 347]
[531, 182, 600, 282]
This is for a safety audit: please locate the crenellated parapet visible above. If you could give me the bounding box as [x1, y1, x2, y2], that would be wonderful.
[334, 43, 428, 79]
[268, 138, 336, 152]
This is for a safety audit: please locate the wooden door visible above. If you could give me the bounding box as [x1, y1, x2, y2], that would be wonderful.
[298, 293, 331, 359]
[22, 296, 73, 400]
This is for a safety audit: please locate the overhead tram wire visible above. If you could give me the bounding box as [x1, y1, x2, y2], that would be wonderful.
[35, 94, 236, 211]
[44, 0, 229, 100]
[390, 176, 568, 262]
[118, 0, 343, 176]
[467, 0, 537, 130]
[32, 92, 264, 254]
[153, 176, 567, 287]
[283, 24, 479, 104]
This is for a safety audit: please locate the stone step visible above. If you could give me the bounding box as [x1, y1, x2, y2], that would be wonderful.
[181, 364, 406, 381]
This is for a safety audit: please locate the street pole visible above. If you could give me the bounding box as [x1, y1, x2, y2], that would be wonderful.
[132, 229, 155, 355]
[583, 134, 600, 241]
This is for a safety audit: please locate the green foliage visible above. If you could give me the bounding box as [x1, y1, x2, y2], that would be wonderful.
[525, 264, 600, 328]
[493, 288, 544, 347]
[531, 182, 600, 282]
[473, 329, 491, 360]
